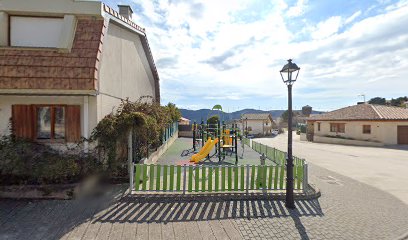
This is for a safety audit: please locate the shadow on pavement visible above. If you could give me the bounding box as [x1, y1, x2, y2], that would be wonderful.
[94, 195, 323, 224]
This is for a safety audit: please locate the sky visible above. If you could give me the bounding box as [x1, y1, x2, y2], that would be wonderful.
[103, 0, 408, 111]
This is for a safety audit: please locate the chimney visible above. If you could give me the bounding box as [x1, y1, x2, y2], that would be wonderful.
[118, 5, 133, 20]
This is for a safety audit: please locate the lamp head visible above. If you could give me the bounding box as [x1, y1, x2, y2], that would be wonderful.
[280, 59, 300, 85]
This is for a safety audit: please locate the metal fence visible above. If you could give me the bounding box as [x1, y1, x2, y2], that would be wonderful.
[245, 139, 305, 166]
[129, 122, 179, 163]
[130, 164, 306, 193]
[178, 124, 192, 132]
[162, 122, 178, 143]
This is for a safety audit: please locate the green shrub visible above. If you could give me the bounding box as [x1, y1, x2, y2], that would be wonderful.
[0, 136, 101, 185]
[90, 97, 181, 176]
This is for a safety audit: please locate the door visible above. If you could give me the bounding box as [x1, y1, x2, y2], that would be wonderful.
[397, 126, 408, 144]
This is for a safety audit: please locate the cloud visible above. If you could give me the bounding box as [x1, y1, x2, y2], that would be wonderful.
[345, 10, 362, 24]
[286, 0, 309, 17]
[311, 16, 343, 40]
[201, 38, 254, 71]
[156, 57, 178, 68]
[106, 0, 408, 110]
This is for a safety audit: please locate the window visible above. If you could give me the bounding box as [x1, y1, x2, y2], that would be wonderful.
[363, 125, 371, 134]
[11, 104, 81, 142]
[330, 123, 345, 133]
[36, 106, 65, 140]
[317, 122, 321, 131]
[10, 16, 63, 48]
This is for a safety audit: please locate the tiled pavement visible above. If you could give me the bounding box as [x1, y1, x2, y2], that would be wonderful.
[1, 162, 408, 240]
[1, 136, 408, 240]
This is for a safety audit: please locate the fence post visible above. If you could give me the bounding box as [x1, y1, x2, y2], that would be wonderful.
[130, 163, 134, 192]
[273, 148, 276, 163]
[246, 165, 250, 195]
[303, 162, 308, 192]
[128, 130, 134, 192]
[183, 164, 187, 195]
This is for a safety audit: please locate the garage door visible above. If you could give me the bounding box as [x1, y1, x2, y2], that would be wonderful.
[397, 126, 408, 144]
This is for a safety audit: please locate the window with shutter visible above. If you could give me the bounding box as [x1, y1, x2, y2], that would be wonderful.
[11, 104, 81, 143]
[12, 105, 34, 140]
[65, 105, 81, 142]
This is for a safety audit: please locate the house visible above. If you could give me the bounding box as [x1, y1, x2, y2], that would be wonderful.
[0, 0, 160, 150]
[241, 113, 276, 136]
[306, 104, 408, 145]
[178, 117, 191, 126]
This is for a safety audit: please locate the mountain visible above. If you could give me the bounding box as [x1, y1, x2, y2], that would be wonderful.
[180, 108, 324, 123]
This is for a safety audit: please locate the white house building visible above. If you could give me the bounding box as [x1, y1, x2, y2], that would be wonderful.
[307, 104, 408, 146]
[0, 0, 160, 149]
[241, 113, 276, 136]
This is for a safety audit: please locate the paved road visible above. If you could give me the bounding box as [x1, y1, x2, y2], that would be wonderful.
[256, 133, 408, 205]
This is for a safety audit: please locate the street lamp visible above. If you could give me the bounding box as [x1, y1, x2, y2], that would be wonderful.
[280, 59, 300, 209]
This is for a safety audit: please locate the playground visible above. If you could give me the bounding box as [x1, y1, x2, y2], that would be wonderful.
[129, 105, 307, 195]
[130, 136, 307, 194]
[158, 137, 266, 166]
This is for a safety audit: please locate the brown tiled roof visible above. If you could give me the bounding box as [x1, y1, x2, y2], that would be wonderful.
[242, 113, 273, 120]
[308, 104, 408, 121]
[0, 18, 104, 90]
[0, 4, 160, 102]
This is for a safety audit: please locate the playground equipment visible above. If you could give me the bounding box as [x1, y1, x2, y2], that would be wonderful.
[189, 120, 240, 164]
[191, 138, 219, 163]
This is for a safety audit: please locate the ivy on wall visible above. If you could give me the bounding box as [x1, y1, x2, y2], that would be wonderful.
[91, 96, 181, 176]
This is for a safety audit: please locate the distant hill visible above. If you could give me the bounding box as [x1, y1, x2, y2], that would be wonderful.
[180, 108, 324, 123]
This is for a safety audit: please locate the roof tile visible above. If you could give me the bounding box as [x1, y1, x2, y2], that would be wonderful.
[242, 113, 273, 120]
[308, 104, 408, 121]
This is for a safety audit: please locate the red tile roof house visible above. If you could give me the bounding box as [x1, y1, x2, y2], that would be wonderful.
[241, 113, 277, 136]
[0, 0, 160, 151]
[306, 104, 408, 146]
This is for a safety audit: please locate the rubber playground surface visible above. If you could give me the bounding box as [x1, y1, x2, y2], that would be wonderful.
[157, 137, 277, 166]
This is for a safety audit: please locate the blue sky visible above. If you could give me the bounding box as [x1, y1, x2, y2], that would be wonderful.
[103, 0, 408, 111]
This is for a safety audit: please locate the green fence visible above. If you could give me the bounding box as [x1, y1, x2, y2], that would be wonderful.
[131, 164, 305, 193]
[245, 139, 305, 166]
[162, 122, 178, 143]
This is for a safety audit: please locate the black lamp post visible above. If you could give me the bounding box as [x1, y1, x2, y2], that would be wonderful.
[280, 59, 300, 209]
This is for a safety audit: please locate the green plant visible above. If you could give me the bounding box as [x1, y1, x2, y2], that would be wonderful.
[207, 115, 220, 125]
[90, 97, 181, 176]
[0, 135, 101, 185]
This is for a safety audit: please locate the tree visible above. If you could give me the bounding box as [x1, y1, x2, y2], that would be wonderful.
[165, 102, 181, 122]
[368, 97, 386, 105]
[280, 110, 300, 127]
[390, 96, 408, 107]
[207, 115, 220, 125]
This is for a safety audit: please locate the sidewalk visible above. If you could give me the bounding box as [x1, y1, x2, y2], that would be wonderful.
[1, 163, 408, 240]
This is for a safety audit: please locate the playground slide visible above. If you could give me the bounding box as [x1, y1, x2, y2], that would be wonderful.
[191, 138, 219, 163]
[189, 138, 213, 162]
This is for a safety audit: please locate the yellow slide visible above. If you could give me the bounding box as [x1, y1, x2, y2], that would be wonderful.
[190, 138, 219, 163]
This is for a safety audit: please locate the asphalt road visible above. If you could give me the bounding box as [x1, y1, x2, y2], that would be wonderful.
[256, 132, 408, 205]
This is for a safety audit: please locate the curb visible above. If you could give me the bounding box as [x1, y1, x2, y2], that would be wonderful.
[125, 183, 321, 203]
[395, 231, 408, 240]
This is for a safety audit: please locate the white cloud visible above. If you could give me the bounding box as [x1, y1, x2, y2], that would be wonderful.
[286, 0, 308, 17]
[311, 16, 343, 40]
[345, 10, 362, 24]
[125, 0, 408, 109]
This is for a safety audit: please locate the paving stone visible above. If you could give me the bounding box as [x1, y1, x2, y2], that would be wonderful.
[1, 159, 408, 240]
